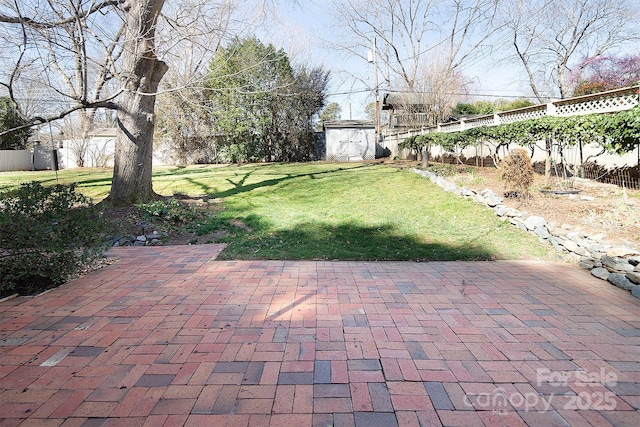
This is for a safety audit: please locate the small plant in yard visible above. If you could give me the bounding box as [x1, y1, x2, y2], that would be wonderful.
[500, 148, 534, 198]
[134, 197, 218, 238]
[0, 182, 109, 297]
[136, 198, 201, 225]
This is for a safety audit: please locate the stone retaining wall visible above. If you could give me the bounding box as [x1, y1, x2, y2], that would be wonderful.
[413, 169, 640, 299]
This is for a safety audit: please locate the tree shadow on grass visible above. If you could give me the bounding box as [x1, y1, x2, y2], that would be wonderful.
[184, 163, 375, 200]
[156, 164, 255, 176]
[216, 217, 500, 261]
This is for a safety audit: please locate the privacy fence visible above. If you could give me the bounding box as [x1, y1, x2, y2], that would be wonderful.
[382, 85, 640, 188]
[0, 146, 59, 172]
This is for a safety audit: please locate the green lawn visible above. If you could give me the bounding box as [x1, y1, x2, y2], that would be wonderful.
[0, 162, 552, 261]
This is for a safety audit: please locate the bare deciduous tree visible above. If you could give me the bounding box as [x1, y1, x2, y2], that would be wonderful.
[499, 0, 639, 101]
[0, 0, 294, 204]
[328, 0, 499, 128]
[0, 0, 255, 204]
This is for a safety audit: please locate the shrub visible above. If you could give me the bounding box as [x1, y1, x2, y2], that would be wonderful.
[500, 148, 534, 197]
[136, 198, 205, 225]
[0, 182, 108, 296]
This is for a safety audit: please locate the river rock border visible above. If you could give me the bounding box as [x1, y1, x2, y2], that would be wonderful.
[110, 232, 165, 247]
[413, 168, 640, 299]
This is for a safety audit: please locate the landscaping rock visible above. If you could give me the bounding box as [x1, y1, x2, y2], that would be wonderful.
[485, 196, 502, 207]
[601, 256, 634, 273]
[444, 182, 458, 193]
[494, 205, 508, 217]
[460, 187, 476, 197]
[600, 255, 616, 267]
[608, 273, 635, 291]
[573, 246, 588, 257]
[411, 168, 640, 296]
[560, 239, 578, 253]
[579, 257, 596, 270]
[505, 208, 525, 218]
[626, 272, 640, 285]
[480, 189, 503, 206]
[524, 216, 546, 231]
[575, 238, 592, 248]
[109, 231, 165, 247]
[534, 226, 550, 240]
[591, 268, 610, 280]
[586, 243, 606, 254]
[566, 231, 586, 242]
[607, 247, 640, 257]
[548, 236, 565, 253]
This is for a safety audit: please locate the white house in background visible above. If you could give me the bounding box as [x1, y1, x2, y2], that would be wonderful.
[323, 120, 376, 162]
[59, 128, 170, 168]
[60, 127, 116, 169]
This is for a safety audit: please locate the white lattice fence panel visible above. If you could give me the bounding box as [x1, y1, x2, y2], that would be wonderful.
[499, 106, 547, 123]
[556, 91, 639, 116]
[466, 115, 495, 128]
[441, 122, 462, 133]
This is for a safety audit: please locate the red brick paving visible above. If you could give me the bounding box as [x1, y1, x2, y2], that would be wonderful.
[1, 246, 639, 426]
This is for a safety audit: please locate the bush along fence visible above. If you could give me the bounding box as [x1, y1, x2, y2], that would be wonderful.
[413, 168, 640, 299]
[390, 85, 640, 186]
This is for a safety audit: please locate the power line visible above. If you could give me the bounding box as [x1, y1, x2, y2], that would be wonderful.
[326, 85, 542, 100]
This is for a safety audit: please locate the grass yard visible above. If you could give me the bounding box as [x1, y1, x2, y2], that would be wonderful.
[0, 162, 552, 261]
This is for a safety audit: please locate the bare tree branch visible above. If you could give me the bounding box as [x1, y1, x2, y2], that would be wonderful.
[0, 0, 124, 28]
[498, 0, 639, 100]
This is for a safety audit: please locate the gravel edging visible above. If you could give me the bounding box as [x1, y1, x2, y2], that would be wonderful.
[414, 168, 640, 299]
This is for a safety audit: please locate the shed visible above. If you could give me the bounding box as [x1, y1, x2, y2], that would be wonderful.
[323, 120, 376, 162]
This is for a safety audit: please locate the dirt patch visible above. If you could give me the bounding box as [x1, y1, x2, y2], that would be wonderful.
[445, 164, 640, 247]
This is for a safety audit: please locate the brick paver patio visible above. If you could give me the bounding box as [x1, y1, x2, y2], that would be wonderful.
[1, 246, 639, 426]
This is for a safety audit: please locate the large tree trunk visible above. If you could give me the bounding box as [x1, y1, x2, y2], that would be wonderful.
[108, 0, 167, 205]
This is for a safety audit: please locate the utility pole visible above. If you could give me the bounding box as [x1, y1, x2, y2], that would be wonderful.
[370, 37, 380, 140]
[367, 37, 380, 143]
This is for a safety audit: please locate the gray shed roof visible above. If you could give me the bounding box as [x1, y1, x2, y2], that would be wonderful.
[323, 120, 376, 129]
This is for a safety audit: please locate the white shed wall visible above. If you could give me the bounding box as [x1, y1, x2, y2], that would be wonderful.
[325, 127, 375, 162]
